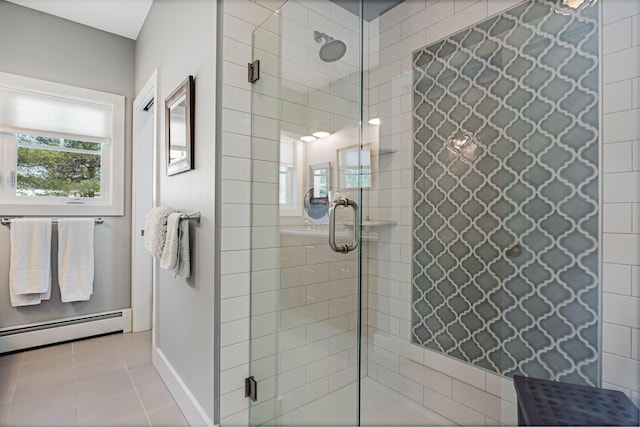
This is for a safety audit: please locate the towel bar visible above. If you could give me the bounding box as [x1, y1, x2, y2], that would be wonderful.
[1, 217, 104, 226]
[1, 213, 200, 226]
[180, 212, 201, 223]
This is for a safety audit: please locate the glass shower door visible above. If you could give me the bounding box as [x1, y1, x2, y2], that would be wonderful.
[247, 1, 363, 425]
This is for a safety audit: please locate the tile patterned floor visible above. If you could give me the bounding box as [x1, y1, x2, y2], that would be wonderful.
[0, 331, 188, 426]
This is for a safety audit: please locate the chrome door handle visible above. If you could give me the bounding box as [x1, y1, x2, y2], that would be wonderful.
[328, 196, 359, 253]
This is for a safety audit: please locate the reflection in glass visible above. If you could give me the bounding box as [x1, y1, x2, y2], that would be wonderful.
[165, 75, 193, 176]
[338, 144, 371, 189]
[168, 95, 187, 164]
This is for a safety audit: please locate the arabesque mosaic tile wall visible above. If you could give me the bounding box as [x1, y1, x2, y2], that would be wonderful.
[412, 0, 599, 385]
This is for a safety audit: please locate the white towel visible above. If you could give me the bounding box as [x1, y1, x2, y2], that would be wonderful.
[10, 277, 51, 307]
[144, 207, 177, 258]
[160, 213, 191, 279]
[9, 219, 52, 307]
[57, 218, 95, 302]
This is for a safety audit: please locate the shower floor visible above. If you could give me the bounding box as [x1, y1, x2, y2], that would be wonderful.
[273, 377, 454, 425]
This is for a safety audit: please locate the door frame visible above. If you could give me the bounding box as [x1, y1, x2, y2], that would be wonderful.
[131, 69, 159, 333]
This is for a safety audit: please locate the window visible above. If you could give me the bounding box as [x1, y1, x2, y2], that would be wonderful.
[279, 165, 294, 205]
[279, 139, 302, 216]
[16, 134, 102, 197]
[0, 72, 124, 215]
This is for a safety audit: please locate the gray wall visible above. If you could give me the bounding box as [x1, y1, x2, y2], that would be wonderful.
[135, 0, 216, 420]
[0, 1, 134, 327]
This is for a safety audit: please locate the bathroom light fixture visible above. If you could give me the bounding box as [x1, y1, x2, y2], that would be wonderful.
[556, 0, 597, 14]
[312, 130, 331, 138]
[368, 114, 381, 126]
[562, 0, 596, 8]
[300, 135, 317, 142]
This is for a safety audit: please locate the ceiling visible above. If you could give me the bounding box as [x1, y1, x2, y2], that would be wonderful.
[4, 0, 404, 39]
[329, 0, 405, 22]
[5, 0, 153, 40]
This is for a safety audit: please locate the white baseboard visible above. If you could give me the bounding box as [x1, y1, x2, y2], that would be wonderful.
[153, 347, 215, 427]
[0, 309, 132, 353]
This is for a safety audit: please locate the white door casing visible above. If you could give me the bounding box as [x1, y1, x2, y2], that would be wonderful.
[131, 70, 158, 333]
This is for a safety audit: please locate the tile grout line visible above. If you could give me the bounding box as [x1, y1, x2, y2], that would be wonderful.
[126, 365, 153, 427]
[116, 335, 154, 427]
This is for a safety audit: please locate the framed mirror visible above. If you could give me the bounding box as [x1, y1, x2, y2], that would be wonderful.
[337, 143, 372, 189]
[165, 75, 194, 175]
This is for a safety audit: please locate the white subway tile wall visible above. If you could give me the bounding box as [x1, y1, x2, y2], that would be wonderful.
[219, 0, 640, 425]
[218, 4, 264, 420]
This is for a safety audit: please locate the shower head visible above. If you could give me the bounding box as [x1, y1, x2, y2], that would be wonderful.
[320, 39, 347, 62]
[313, 31, 346, 63]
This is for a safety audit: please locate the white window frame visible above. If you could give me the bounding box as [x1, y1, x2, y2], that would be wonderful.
[279, 163, 297, 206]
[0, 72, 125, 216]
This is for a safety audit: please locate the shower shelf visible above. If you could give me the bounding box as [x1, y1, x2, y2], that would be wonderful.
[280, 227, 381, 241]
[343, 220, 397, 227]
[360, 220, 397, 227]
[378, 148, 396, 156]
[342, 219, 397, 240]
[344, 219, 398, 239]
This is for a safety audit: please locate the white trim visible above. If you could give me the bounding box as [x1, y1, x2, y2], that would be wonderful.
[122, 308, 132, 333]
[153, 347, 216, 427]
[131, 70, 159, 333]
[0, 71, 122, 108]
[0, 308, 131, 353]
[150, 68, 161, 387]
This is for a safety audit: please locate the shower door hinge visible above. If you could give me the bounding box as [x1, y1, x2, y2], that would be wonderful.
[248, 60, 260, 83]
[245, 376, 257, 401]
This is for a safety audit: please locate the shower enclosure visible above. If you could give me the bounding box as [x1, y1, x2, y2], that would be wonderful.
[237, 0, 636, 425]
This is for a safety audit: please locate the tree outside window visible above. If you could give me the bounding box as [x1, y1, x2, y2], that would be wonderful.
[16, 134, 102, 198]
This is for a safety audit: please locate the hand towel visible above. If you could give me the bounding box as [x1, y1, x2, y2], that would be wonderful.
[175, 216, 190, 279]
[160, 213, 191, 279]
[57, 218, 95, 302]
[9, 274, 51, 307]
[9, 219, 52, 307]
[144, 207, 177, 258]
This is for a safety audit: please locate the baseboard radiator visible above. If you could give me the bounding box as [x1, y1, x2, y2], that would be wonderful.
[0, 309, 131, 354]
